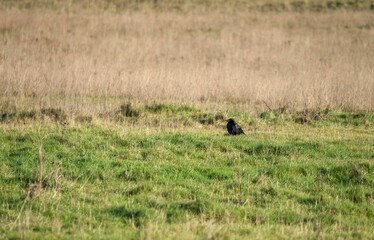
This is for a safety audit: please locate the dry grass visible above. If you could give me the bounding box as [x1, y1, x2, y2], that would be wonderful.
[0, 4, 373, 113]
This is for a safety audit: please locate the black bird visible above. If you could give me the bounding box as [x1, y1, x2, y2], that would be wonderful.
[227, 118, 245, 135]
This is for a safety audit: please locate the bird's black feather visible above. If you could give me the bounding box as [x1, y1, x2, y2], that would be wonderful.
[227, 118, 244, 135]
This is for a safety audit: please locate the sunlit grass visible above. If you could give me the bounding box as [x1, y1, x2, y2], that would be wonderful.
[0, 107, 373, 239]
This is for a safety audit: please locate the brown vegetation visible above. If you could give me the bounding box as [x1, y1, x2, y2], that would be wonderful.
[0, 2, 373, 113]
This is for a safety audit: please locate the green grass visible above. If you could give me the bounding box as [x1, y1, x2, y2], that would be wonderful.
[0, 107, 373, 239]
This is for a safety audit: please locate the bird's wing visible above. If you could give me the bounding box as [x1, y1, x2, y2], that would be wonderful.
[234, 123, 244, 133]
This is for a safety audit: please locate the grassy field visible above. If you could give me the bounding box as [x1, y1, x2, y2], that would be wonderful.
[1, 0, 374, 111]
[0, 105, 373, 239]
[1, 0, 374, 239]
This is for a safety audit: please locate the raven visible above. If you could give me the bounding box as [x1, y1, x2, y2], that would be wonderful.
[227, 118, 245, 135]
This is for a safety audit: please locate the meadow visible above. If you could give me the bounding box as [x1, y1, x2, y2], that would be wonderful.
[0, 0, 374, 239]
[1, 0, 374, 112]
[1, 106, 374, 239]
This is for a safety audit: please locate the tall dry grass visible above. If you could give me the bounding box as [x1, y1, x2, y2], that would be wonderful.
[0, 6, 373, 113]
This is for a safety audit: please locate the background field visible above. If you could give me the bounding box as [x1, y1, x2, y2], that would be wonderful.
[1, 0, 374, 113]
[0, 0, 374, 239]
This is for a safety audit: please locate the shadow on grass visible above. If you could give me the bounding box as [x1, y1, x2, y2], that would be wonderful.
[108, 198, 210, 225]
[150, 198, 209, 223]
[109, 206, 146, 227]
[244, 141, 322, 157]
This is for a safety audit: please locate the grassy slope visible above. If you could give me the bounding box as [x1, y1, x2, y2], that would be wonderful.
[0, 109, 373, 239]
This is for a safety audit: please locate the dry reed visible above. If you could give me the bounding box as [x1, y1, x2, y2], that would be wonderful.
[0, 6, 373, 113]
